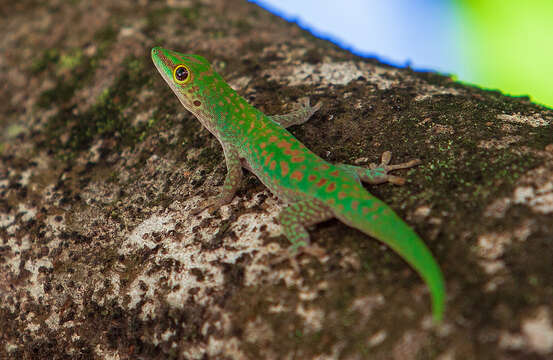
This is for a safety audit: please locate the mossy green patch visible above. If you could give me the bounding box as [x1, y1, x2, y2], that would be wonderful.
[59, 49, 83, 70]
[35, 25, 118, 108]
[30, 48, 60, 73]
[144, 5, 201, 36]
[40, 56, 152, 161]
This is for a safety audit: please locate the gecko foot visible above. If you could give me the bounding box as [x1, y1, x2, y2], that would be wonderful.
[190, 197, 229, 215]
[270, 243, 327, 272]
[369, 151, 421, 185]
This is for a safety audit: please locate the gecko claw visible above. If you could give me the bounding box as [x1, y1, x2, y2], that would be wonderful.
[367, 151, 421, 186]
[190, 199, 223, 215]
[270, 243, 327, 272]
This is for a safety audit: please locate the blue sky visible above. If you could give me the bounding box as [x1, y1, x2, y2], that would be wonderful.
[250, 0, 464, 76]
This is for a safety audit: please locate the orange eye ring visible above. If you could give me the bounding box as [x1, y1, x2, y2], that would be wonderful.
[173, 64, 191, 84]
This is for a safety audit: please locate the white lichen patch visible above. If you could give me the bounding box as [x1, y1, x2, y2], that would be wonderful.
[476, 232, 511, 291]
[285, 63, 362, 86]
[244, 316, 275, 345]
[120, 213, 176, 254]
[392, 330, 426, 360]
[484, 165, 553, 217]
[497, 113, 551, 127]
[45, 311, 60, 330]
[414, 85, 461, 102]
[126, 273, 159, 310]
[368, 330, 387, 347]
[0, 211, 15, 228]
[499, 331, 526, 351]
[24, 257, 53, 301]
[263, 61, 396, 89]
[483, 197, 512, 218]
[475, 221, 534, 292]
[296, 303, 324, 332]
[522, 307, 553, 354]
[351, 294, 385, 319]
[514, 184, 553, 214]
[18, 169, 33, 186]
[476, 232, 511, 261]
[17, 203, 37, 222]
[206, 336, 247, 360]
[478, 135, 522, 150]
[116, 189, 306, 327]
[5, 234, 32, 275]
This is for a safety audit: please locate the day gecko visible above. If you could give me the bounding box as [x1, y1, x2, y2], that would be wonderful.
[151, 47, 445, 322]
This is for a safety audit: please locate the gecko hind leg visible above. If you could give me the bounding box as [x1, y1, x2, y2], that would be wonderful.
[270, 98, 322, 128]
[272, 199, 333, 270]
[336, 151, 421, 186]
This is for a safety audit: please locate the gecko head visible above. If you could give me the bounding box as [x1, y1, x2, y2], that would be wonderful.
[151, 47, 218, 120]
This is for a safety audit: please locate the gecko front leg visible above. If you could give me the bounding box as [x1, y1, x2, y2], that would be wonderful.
[191, 144, 243, 214]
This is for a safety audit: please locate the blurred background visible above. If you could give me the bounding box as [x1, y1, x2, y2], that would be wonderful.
[250, 0, 553, 109]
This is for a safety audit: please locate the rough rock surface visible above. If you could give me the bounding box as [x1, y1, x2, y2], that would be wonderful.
[1, 0, 553, 359]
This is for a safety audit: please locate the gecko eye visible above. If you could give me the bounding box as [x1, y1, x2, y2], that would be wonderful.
[173, 64, 191, 84]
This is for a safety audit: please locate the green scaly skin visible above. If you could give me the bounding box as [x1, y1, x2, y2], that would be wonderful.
[151, 47, 446, 323]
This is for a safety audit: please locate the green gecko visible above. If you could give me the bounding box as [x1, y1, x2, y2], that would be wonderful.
[151, 46, 445, 322]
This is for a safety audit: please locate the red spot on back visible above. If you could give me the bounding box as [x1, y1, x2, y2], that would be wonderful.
[270, 160, 276, 170]
[316, 178, 327, 187]
[291, 156, 305, 163]
[277, 140, 291, 150]
[269, 136, 278, 143]
[338, 191, 347, 199]
[362, 206, 370, 215]
[188, 88, 194, 93]
[290, 170, 303, 181]
[265, 152, 274, 166]
[326, 183, 336, 192]
[260, 142, 267, 149]
[280, 161, 289, 177]
[351, 200, 359, 210]
[330, 170, 340, 176]
[261, 150, 267, 156]
[308, 174, 317, 182]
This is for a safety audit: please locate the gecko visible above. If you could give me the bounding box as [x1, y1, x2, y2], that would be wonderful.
[151, 46, 445, 323]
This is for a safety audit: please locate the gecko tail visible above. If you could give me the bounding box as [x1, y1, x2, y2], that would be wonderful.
[336, 196, 446, 323]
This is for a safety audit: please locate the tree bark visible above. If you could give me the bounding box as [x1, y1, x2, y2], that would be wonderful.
[1, 0, 552, 359]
